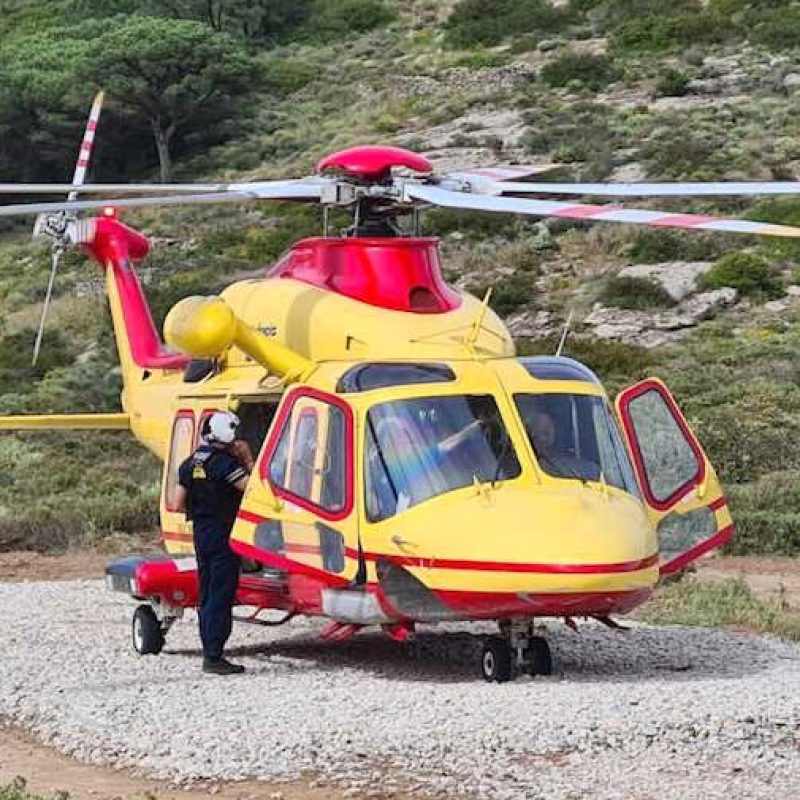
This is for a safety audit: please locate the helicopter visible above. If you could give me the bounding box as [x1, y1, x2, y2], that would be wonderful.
[2, 97, 800, 682]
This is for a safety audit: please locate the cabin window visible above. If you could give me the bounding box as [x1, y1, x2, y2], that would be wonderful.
[164, 411, 195, 512]
[267, 394, 348, 515]
[515, 393, 639, 496]
[365, 394, 520, 522]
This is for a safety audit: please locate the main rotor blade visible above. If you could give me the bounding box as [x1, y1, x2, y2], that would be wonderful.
[485, 180, 800, 197]
[1, 183, 252, 194]
[406, 184, 800, 238]
[0, 181, 324, 217]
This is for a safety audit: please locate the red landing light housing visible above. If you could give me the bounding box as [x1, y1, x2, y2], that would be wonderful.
[269, 237, 462, 314]
[317, 145, 432, 182]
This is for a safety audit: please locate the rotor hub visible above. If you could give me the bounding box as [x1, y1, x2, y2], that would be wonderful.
[317, 145, 432, 183]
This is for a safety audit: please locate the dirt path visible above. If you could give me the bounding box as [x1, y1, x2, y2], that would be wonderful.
[0, 726, 416, 800]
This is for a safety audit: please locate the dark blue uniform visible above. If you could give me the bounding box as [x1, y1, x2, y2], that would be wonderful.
[178, 444, 247, 662]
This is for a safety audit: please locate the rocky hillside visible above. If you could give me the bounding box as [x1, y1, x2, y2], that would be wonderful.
[2, 0, 800, 554]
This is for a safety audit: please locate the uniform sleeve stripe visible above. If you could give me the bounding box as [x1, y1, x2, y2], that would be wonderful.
[225, 468, 247, 484]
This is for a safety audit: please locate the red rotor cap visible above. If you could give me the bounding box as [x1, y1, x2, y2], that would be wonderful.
[317, 145, 432, 182]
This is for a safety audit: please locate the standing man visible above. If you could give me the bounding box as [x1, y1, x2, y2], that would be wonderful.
[174, 411, 253, 675]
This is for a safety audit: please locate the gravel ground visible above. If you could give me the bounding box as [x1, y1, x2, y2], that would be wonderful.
[1, 580, 799, 800]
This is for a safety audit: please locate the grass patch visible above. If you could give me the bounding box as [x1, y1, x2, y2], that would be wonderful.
[0, 777, 67, 800]
[640, 575, 800, 641]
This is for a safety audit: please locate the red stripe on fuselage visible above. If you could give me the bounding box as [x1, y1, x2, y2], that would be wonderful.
[234, 511, 656, 574]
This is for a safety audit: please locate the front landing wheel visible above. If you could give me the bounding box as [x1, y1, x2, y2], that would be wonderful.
[132, 604, 164, 655]
[481, 636, 512, 683]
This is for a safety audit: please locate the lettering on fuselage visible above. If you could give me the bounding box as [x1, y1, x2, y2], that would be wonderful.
[258, 324, 278, 338]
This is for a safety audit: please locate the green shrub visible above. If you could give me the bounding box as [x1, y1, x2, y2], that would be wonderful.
[655, 68, 691, 97]
[599, 276, 676, 310]
[259, 58, 317, 98]
[747, 7, 800, 49]
[622, 228, 727, 263]
[724, 511, 800, 556]
[471, 272, 539, 316]
[540, 53, 618, 91]
[444, 0, 573, 47]
[701, 252, 782, 299]
[305, 0, 395, 42]
[607, 2, 738, 53]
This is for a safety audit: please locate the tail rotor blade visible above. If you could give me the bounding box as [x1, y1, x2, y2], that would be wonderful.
[32, 248, 62, 367]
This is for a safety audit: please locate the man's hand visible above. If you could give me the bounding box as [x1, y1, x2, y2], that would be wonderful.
[230, 439, 255, 472]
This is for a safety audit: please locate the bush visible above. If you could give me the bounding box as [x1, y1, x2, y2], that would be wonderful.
[471, 272, 539, 317]
[621, 228, 727, 263]
[305, 0, 395, 42]
[655, 68, 691, 97]
[599, 276, 675, 310]
[444, 0, 573, 47]
[259, 58, 317, 98]
[540, 53, 618, 91]
[700, 252, 782, 299]
[725, 511, 800, 556]
[607, 4, 738, 53]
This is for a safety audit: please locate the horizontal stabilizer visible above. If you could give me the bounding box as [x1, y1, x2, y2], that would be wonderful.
[0, 413, 130, 431]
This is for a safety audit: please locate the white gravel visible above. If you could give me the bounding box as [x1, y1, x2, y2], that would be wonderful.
[1, 579, 799, 800]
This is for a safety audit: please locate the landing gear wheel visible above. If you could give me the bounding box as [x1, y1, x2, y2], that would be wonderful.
[481, 636, 513, 683]
[524, 635, 553, 676]
[132, 604, 164, 655]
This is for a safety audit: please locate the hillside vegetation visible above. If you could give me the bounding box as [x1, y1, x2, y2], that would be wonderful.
[2, 0, 800, 555]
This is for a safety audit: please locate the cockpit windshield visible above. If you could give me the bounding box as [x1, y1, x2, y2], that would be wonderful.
[515, 393, 640, 496]
[365, 394, 521, 522]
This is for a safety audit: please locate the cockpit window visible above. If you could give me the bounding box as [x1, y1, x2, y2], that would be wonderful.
[337, 363, 455, 393]
[515, 393, 640, 496]
[365, 394, 521, 522]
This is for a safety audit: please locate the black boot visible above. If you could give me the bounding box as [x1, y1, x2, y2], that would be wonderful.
[202, 657, 245, 675]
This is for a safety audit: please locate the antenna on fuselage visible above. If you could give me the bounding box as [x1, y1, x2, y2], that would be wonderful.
[555, 310, 573, 357]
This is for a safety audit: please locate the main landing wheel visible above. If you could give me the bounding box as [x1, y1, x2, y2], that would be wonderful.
[132, 604, 165, 655]
[481, 636, 513, 683]
[522, 635, 553, 677]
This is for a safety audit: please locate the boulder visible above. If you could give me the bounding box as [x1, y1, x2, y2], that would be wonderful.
[617, 261, 713, 302]
[505, 308, 555, 339]
[582, 288, 737, 348]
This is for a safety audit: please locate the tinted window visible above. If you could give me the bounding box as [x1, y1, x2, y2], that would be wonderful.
[519, 356, 600, 384]
[516, 393, 639, 495]
[365, 394, 520, 522]
[338, 363, 455, 393]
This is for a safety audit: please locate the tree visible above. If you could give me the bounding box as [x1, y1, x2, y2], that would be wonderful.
[81, 17, 257, 182]
[0, 32, 91, 182]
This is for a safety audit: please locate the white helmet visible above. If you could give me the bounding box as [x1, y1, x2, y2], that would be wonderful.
[203, 411, 240, 444]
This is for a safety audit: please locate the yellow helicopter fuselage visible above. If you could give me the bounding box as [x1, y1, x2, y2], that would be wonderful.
[3, 217, 732, 625]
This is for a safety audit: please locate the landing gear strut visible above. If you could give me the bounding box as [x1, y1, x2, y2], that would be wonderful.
[480, 620, 553, 683]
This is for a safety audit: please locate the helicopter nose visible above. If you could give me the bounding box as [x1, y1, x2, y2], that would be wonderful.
[375, 486, 658, 622]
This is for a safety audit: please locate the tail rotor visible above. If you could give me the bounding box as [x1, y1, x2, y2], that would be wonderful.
[31, 91, 104, 367]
